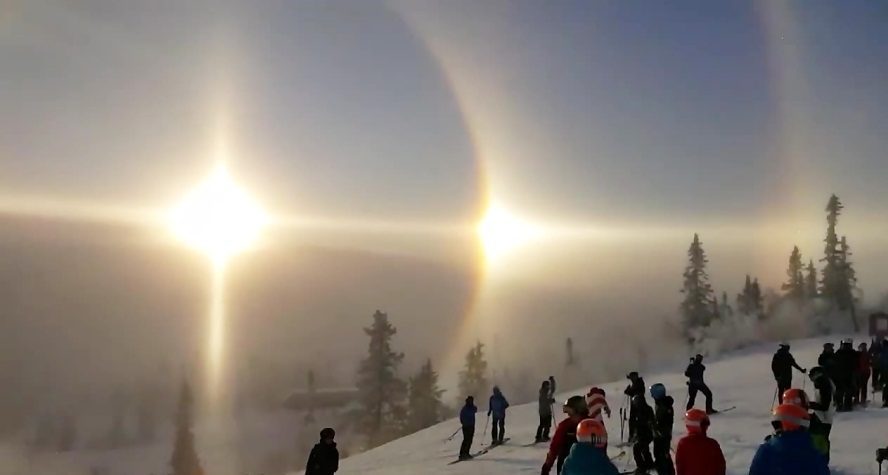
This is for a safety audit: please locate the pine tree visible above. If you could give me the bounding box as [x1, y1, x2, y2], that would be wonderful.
[751, 278, 764, 316]
[805, 260, 818, 299]
[355, 310, 407, 447]
[736, 275, 753, 315]
[719, 291, 734, 318]
[565, 337, 576, 367]
[680, 234, 716, 341]
[781, 246, 805, 300]
[458, 341, 489, 400]
[170, 381, 203, 475]
[819, 195, 859, 331]
[406, 359, 446, 432]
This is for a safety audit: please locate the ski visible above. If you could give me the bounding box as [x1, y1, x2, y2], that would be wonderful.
[448, 438, 511, 464]
[609, 449, 627, 461]
[712, 406, 737, 413]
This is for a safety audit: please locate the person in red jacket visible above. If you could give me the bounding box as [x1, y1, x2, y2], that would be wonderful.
[674, 409, 726, 475]
[542, 396, 589, 475]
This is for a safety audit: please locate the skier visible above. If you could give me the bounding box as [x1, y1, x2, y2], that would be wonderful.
[856, 342, 871, 405]
[834, 338, 857, 411]
[624, 372, 646, 442]
[305, 427, 339, 475]
[537, 380, 556, 443]
[685, 354, 716, 414]
[870, 338, 883, 391]
[458, 396, 477, 460]
[649, 383, 675, 475]
[541, 395, 589, 475]
[561, 419, 619, 475]
[749, 404, 829, 475]
[771, 343, 806, 403]
[586, 386, 611, 422]
[818, 342, 837, 382]
[765, 389, 809, 440]
[879, 338, 888, 407]
[629, 394, 655, 474]
[488, 386, 509, 445]
[808, 366, 835, 462]
[674, 409, 725, 475]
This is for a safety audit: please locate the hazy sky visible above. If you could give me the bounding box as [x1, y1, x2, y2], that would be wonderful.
[2, 1, 888, 399]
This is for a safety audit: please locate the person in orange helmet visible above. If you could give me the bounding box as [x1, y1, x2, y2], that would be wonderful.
[561, 419, 619, 475]
[749, 404, 828, 475]
[674, 409, 725, 475]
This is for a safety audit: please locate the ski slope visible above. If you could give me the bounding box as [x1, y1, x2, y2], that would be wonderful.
[318, 336, 888, 475]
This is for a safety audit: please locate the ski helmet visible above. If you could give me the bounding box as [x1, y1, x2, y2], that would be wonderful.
[320, 427, 336, 440]
[587, 386, 605, 397]
[781, 389, 809, 410]
[563, 395, 587, 414]
[586, 392, 608, 421]
[779, 342, 790, 350]
[649, 383, 666, 400]
[626, 371, 639, 380]
[808, 366, 824, 379]
[859, 342, 868, 351]
[684, 409, 710, 434]
[773, 403, 809, 431]
[576, 419, 607, 448]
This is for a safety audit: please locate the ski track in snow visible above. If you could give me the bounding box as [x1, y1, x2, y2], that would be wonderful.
[305, 336, 888, 474]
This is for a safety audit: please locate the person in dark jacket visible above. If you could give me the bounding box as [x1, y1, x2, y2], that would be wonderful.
[306, 427, 339, 475]
[856, 342, 871, 405]
[624, 372, 646, 442]
[685, 354, 716, 414]
[749, 404, 829, 475]
[488, 386, 509, 444]
[542, 395, 589, 475]
[459, 396, 477, 460]
[649, 383, 675, 475]
[834, 339, 858, 411]
[537, 380, 556, 442]
[869, 339, 883, 391]
[880, 338, 888, 407]
[771, 343, 806, 403]
[630, 394, 655, 474]
[818, 343, 837, 383]
[808, 367, 835, 462]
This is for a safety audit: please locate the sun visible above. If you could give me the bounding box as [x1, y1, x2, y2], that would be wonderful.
[169, 165, 268, 263]
[477, 203, 543, 264]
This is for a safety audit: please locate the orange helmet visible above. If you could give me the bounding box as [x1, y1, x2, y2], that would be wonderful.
[684, 409, 710, 434]
[773, 403, 810, 431]
[577, 419, 608, 448]
[782, 389, 809, 410]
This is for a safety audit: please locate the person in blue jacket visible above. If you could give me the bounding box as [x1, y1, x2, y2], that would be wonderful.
[488, 386, 510, 444]
[562, 419, 619, 475]
[459, 396, 477, 460]
[749, 403, 829, 475]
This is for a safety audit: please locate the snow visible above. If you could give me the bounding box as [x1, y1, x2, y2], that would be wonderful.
[305, 336, 888, 474]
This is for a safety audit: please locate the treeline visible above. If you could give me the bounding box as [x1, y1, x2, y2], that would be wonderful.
[681, 194, 861, 345]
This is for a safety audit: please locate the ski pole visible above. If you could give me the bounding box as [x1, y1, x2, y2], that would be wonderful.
[771, 387, 778, 412]
[619, 407, 624, 443]
[482, 414, 490, 436]
[445, 427, 461, 442]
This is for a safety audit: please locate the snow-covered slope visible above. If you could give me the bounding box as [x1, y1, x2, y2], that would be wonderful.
[320, 336, 888, 475]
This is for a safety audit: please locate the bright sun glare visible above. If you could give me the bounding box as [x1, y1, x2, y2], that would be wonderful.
[169, 165, 267, 263]
[477, 203, 543, 264]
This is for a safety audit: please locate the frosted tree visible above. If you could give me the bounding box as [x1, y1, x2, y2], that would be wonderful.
[819, 195, 859, 331]
[804, 260, 818, 299]
[782, 246, 805, 301]
[355, 310, 407, 447]
[406, 359, 446, 432]
[458, 341, 489, 401]
[680, 234, 716, 342]
[170, 381, 203, 475]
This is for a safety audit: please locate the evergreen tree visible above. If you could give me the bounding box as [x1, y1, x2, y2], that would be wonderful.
[751, 278, 764, 316]
[458, 341, 489, 400]
[819, 195, 859, 330]
[805, 260, 818, 299]
[565, 337, 576, 367]
[781, 246, 805, 300]
[680, 234, 716, 341]
[170, 381, 203, 475]
[736, 275, 753, 315]
[355, 310, 407, 447]
[719, 291, 734, 318]
[406, 358, 446, 432]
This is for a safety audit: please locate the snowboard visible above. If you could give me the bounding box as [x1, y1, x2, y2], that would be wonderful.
[448, 438, 511, 465]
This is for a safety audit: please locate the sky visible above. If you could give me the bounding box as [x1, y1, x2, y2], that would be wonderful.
[1, 0, 888, 410]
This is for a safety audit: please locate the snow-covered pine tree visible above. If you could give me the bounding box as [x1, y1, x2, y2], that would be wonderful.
[406, 358, 446, 433]
[458, 341, 489, 401]
[838, 235, 860, 330]
[781, 246, 805, 301]
[355, 310, 407, 447]
[751, 278, 764, 317]
[719, 291, 734, 318]
[170, 380, 203, 475]
[680, 234, 715, 342]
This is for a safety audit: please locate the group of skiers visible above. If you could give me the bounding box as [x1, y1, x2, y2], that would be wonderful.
[812, 337, 888, 411]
